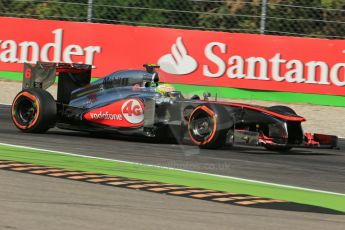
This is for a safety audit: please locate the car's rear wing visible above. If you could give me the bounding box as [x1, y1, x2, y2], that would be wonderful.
[23, 62, 92, 104]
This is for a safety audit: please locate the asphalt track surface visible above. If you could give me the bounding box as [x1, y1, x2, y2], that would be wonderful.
[1, 104, 344, 193]
[1, 170, 345, 230]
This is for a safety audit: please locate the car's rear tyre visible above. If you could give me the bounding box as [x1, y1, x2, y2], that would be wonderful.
[188, 104, 232, 149]
[11, 88, 56, 133]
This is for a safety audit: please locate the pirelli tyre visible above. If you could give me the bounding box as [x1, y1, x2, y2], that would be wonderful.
[11, 88, 57, 133]
[188, 104, 233, 149]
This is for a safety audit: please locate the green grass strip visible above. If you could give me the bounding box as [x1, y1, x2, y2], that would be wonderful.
[172, 83, 345, 107]
[1, 70, 344, 107]
[0, 144, 344, 212]
[0, 71, 23, 81]
[0, 71, 99, 82]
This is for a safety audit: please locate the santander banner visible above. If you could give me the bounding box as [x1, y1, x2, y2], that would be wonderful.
[0, 17, 344, 96]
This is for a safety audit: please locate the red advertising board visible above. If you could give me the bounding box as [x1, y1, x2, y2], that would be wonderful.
[0, 17, 344, 95]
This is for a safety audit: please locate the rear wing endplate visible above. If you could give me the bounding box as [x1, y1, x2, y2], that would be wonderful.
[22, 62, 92, 90]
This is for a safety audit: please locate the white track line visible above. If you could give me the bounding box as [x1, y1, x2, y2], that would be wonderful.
[0, 142, 344, 197]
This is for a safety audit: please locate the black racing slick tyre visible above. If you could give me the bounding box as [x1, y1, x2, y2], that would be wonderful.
[188, 104, 233, 149]
[11, 88, 57, 133]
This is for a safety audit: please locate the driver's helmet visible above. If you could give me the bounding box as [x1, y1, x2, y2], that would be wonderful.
[156, 83, 176, 95]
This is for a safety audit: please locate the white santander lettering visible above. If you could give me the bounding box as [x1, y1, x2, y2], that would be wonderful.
[63, 44, 84, 63]
[84, 46, 101, 65]
[200, 41, 345, 87]
[305, 61, 329, 85]
[203, 42, 226, 78]
[330, 63, 345, 86]
[270, 53, 286, 82]
[0, 40, 18, 63]
[0, 28, 101, 67]
[246, 57, 269, 80]
[285, 60, 305, 83]
[40, 28, 63, 62]
[19, 41, 39, 63]
[227, 55, 245, 78]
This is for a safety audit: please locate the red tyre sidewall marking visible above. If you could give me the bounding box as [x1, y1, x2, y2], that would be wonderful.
[12, 92, 40, 130]
[188, 105, 217, 145]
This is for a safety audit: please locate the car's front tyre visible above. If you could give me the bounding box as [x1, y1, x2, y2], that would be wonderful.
[188, 104, 233, 149]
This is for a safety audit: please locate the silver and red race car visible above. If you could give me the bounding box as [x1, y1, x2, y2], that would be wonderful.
[11, 62, 337, 151]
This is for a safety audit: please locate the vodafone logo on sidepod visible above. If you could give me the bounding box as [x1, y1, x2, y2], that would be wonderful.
[85, 98, 144, 127]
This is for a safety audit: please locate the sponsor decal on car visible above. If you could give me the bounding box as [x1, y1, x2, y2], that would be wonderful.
[121, 99, 144, 124]
[84, 98, 144, 127]
[90, 112, 123, 121]
[24, 68, 31, 79]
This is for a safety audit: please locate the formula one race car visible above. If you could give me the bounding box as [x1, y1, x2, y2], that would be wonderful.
[11, 62, 338, 151]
